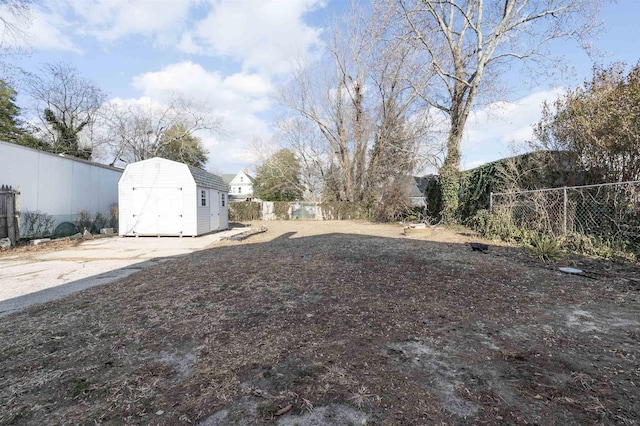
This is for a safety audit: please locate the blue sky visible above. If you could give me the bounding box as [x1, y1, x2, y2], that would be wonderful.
[4, 0, 639, 174]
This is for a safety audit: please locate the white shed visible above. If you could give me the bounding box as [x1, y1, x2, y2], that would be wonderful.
[118, 158, 229, 236]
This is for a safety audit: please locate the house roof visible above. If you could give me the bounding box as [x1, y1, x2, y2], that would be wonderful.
[408, 182, 424, 198]
[187, 165, 228, 192]
[410, 175, 435, 197]
[222, 170, 255, 185]
[221, 174, 236, 185]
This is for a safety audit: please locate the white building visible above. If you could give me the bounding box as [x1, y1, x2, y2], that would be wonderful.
[0, 141, 122, 237]
[118, 157, 229, 236]
[222, 169, 255, 202]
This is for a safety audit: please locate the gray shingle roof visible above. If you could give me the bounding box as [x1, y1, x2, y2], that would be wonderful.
[221, 174, 236, 185]
[187, 165, 228, 192]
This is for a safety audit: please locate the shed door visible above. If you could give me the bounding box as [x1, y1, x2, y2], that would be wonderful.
[132, 187, 183, 235]
[209, 190, 220, 231]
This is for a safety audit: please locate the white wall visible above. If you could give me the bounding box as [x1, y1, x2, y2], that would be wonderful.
[219, 191, 229, 229]
[0, 141, 122, 216]
[196, 186, 210, 235]
[119, 158, 229, 236]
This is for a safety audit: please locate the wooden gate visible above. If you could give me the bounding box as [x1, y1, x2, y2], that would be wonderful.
[0, 184, 19, 246]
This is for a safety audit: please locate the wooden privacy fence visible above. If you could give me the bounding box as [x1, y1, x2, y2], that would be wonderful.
[0, 184, 19, 246]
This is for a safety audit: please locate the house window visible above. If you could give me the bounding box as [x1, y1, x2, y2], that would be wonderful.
[201, 190, 207, 206]
[238, 187, 242, 194]
[240, 176, 244, 182]
[221, 193, 226, 207]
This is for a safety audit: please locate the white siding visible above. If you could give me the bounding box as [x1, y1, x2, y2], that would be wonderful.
[119, 158, 196, 236]
[229, 171, 254, 197]
[219, 192, 229, 229]
[118, 157, 229, 236]
[196, 186, 210, 235]
[0, 141, 121, 216]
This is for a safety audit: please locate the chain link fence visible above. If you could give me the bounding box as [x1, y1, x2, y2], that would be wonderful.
[490, 181, 640, 252]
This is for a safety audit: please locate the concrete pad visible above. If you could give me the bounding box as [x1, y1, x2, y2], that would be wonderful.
[0, 228, 247, 317]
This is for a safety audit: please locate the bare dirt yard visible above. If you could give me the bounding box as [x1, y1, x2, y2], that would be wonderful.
[1, 220, 639, 425]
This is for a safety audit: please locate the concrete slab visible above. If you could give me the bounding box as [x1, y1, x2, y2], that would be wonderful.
[0, 228, 247, 317]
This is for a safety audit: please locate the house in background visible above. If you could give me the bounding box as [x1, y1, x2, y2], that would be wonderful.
[119, 157, 229, 236]
[222, 168, 255, 202]
[410, 176, 433, 207]
[0, 141, 122, 238]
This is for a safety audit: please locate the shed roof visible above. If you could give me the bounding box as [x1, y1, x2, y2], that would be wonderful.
[187, 165, 228, 192]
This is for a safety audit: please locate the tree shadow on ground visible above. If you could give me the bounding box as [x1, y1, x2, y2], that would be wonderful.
[0, 230, 638, 425]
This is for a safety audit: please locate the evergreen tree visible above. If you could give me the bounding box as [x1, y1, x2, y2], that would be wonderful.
[254, 149, 304, 201]
[0, 79, 47, 149]
[157, 123, 209, 168]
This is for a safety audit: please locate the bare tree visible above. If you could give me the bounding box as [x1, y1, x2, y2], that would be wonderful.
[279, 2, 433, 204]
[396, 0, 604, 222]
[101, 95, 221, 167]
[25, 62, 106, 159]
[0, 0, 31, 44]
[275, 117, 330, 201]
[0, 0, 33, 77]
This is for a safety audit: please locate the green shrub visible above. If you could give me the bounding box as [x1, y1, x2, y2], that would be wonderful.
[229, 201, 261, 221]
[320, 201, 373, 220]
[469, 209, 534, 243]
[558, 232, 638, 261]
[273, 201, 291, 220]
[527, 234, 561, 262]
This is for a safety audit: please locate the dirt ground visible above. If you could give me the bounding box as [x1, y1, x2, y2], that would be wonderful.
[1, 220, 639, 425]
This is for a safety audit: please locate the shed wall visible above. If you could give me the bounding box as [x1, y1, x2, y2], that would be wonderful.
[218, 191, 229, 229]
[196, 187, 210, 235]
[119, 157, 229, 236]
[118, 158, 197, 236]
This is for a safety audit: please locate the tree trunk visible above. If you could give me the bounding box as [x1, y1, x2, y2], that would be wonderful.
[439, 129, 463, 223]
[439, 80, 469, 223]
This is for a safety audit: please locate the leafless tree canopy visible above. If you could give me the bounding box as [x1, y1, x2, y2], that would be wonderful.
[0, 0, 32, 50]
[0, 0, 33, 79]
[279, 2, 435, 204]
[0, 0, 33, 41]
[100, 96, 222, 167]
[394, 0, 604, 221]
[24, 62, 106, 159]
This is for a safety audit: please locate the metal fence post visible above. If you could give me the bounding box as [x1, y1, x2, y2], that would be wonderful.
[489, 192, 493, 212]
[563, 187, 567, 234]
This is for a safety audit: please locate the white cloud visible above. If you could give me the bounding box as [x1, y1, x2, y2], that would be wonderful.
[65, 0, 197, 43]
[3, 0, 198, 53]
[180, 0, 325, 75]
[460, 88, 564, 170]
[0, 4, 81, 52]
[127, 61, 274, 171]
[131, 61, 274, 111]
